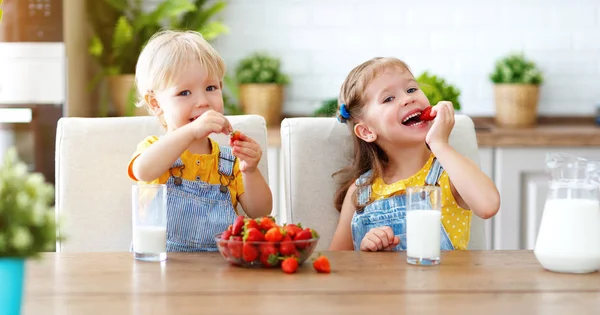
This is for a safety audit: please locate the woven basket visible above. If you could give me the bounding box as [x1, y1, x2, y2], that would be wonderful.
[494, 84, 540, 128]
[239, 84, 284, 126]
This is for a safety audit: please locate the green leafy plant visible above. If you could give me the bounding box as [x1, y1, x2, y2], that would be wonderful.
[87, 0, 229, 76]
[313, 98, 338, 117]
[223, 75, 243, 115]
[490, 53, 543, 85]
[416, 71, 461, 110]
[0, 148, 58, 258]
[235, 52, 291, 85]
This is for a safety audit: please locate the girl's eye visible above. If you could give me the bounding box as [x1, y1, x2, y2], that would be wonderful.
[384, 96, 394, 103]
[407, 88, 418, 93]
[178, 90, 191, 96]
[206, 85, 218, 92]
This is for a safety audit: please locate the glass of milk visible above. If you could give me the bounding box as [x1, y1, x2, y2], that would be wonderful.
[132, 184, 167, 262]
[406, 186, 442, 265]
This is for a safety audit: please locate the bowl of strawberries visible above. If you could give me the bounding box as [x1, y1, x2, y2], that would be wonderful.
[215, 215, 319, 268]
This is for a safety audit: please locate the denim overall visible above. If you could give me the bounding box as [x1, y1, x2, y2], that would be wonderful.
[350, 158, 454, 251]
[165, 146, 238, 252]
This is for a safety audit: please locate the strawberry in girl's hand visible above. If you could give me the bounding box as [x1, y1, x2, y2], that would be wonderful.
[231, 215, 245, 236]
[265, 227, 284, 242]
[230, 130, 243, 143]
[281, 257, 299, 274]
[243, 227, 265, 242]
[242, 243, 258, 262]
[312, 254, 331, 273]
[419, 106, 434, 121]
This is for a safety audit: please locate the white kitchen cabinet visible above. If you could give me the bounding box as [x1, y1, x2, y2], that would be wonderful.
[493, 147, 600, 250]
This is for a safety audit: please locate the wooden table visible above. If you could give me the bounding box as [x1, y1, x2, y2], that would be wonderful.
[23, 251, 600, 314]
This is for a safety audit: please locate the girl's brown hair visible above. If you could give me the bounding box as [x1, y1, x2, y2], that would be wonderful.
[333, 57, 413, 212]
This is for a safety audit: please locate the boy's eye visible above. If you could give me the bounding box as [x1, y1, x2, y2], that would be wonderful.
[407, 88, 418, 93]
[384, 96, 394, 103]
[206, 85, 218, 92]
[178, 90, 191, 96]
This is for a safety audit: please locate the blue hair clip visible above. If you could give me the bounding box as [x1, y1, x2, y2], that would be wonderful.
[338, 103, 350, 123]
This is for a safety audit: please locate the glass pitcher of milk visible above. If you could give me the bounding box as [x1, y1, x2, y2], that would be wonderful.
[534, 153, 600, 273]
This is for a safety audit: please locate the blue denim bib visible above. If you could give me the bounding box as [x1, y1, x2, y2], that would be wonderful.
[165, 146, 238, 252]
[350, 158, 454, 251]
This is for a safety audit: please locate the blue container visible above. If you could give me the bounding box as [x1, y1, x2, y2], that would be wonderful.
[0, 258, 25, 315]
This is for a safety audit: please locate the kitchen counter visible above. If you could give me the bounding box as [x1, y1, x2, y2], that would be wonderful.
[472, 116, 600, 147]
[266, 116, 600, 148]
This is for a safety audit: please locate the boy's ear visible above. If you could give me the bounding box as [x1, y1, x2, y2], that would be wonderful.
[354, 122, 377, 142]
[144, 93, 162, 115]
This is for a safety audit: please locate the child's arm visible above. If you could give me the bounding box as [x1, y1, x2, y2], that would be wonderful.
[131, 125, 195, 182]
[232, 133, 272, 218]
[132, 110, 232, 182]
[427, 102, 500, 219]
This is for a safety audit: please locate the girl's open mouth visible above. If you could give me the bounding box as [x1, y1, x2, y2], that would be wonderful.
[401, 111, 425, 126]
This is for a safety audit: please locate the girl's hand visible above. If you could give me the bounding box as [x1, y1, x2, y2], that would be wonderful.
[360, 226, 400, 251]
[189, 110, 233, 140]
[230, 132, 262, 173]
[425, 101, 455, 152]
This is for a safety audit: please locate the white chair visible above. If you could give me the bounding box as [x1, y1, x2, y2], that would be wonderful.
[281, 115, 487, 251]
[55, 115, 269, 252]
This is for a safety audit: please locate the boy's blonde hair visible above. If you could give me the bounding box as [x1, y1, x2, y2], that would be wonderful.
[135, 30, 226, 109]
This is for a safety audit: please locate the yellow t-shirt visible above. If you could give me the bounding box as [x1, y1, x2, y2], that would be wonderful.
[370, 154, 471, 250]
[127, 136, 245, 209]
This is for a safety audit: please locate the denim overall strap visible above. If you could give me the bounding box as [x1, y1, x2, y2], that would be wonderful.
[165, 150, 238, 252]
[218, 146, 235, 176]
[423, 157, 454, 250]
[355, 170, 373, 208]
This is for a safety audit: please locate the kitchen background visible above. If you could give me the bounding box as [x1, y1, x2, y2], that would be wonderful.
[1, 0, 599, 251]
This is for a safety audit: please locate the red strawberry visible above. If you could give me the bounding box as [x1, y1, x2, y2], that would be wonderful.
[244, 218, 259, 231]
[264, 227, 284, 242]
[230, 130, 243, 143]
[312, 254, 331, 273]
[242, 243, 258, 262]
[280, 235, 296, 256]
[258, 216, 277, 231]
[283, 224, 302, 239]
[221, 229, 232, 240]
[243, 227, 265, 242]
[281, 257, 298, 274]
[228, 236, 243, 259]
[419, 106, 434, 121]
[231, 215, 245, 236]
[294, 228, 318, 249]
[259, 243, 279, 267]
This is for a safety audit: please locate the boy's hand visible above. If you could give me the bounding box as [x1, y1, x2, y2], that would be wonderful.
[360, 226, 400, 251]
[425, 101, 455, 152]
[230, 132, 262, 173]
[189, 110, 233, 140]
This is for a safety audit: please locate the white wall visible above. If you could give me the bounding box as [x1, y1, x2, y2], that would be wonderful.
[214, 0, 600, 116]
[147, 0, 600, 117]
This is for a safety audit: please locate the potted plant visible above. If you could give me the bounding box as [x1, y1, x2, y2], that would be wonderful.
[490, 53, 543, 127]
[87, 0, 229, 117]
[416, 71, 461, 111]
[235, 52, 291, 126]
[0, 148, 58, 314]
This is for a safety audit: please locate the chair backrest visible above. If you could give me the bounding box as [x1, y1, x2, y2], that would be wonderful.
[281, 115, 486, 251]
[55, 115, 268, 252]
